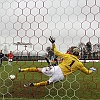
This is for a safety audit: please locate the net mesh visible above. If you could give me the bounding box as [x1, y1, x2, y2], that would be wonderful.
[0, 0, 100, 100]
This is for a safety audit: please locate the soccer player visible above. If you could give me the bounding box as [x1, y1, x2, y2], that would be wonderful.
[18, 36, 96, 87]
[0, 50, 4, 66]
[7, 51, 14, 65]
[45, 46, 58, 66]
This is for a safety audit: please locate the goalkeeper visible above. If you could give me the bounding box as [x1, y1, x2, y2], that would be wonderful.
[19, 36, 96, 87]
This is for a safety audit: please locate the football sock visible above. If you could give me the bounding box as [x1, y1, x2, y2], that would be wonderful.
[21, 67, 38, 72]
[34, 81, 49, 87]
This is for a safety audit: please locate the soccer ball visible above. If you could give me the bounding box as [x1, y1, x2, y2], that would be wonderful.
[9, 74, 15, 80]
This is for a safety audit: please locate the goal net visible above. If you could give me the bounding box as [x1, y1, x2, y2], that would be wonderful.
[0, 0, 100, 99]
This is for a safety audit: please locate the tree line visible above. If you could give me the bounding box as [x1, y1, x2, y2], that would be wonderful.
[78, 42, 100, 60]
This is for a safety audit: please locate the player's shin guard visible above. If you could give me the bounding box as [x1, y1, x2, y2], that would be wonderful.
[21, 67, 38, 72]
[34, 81, 49, 87]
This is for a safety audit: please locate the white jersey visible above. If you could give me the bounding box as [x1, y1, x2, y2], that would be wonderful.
[42, 66, 64, 84]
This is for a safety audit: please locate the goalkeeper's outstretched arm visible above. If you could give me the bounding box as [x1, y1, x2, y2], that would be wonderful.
[49, 36, 66, 59]
[79, 65, 96, 74]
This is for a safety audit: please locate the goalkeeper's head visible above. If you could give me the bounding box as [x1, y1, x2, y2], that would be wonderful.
[69, 46, 80, 56]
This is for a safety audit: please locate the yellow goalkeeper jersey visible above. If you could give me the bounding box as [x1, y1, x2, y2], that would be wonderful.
[52, 44, 92, 77]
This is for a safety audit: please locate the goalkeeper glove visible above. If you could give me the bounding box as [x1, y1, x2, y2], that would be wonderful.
[90, 67, 96, 72]
[49, 36, 55, 44]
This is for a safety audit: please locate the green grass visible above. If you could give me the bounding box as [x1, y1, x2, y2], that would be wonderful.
[0, 61, 100, 100]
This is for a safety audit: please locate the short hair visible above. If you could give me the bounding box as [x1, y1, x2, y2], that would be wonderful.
[69, 46, 80, 56]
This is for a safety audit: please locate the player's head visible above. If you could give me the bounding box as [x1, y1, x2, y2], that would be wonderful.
[0, 50, 2, 53]
[69, 46, 80, 56]
[46, 46, 52, 52]
[46, 46, 54, 57]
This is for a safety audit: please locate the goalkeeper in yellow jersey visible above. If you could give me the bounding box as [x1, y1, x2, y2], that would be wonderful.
[18, 36, 96, 87]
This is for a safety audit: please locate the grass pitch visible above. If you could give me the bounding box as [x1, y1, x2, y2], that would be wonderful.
[0, 61, 100, 100]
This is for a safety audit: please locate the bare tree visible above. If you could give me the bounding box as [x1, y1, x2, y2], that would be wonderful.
[78, 42, 86, 59]
[93, 43, 100, 59]
[86, 42, 92, 59]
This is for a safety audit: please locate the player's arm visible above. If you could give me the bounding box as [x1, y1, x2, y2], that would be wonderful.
[3, 53, 4, 57]
[12, 54, 14, 58]
[78, 63, 96, 74]
[49, 36, 67, 59]
[80, 67, 92, 74]
[11, 54, 14, 58]
[45, 57, 50, 66]
[52, 44, 66, 58]
[7, 54, 9, 57]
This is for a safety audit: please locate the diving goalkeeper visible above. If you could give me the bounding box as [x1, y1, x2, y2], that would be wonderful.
[18, 36, 96, 87]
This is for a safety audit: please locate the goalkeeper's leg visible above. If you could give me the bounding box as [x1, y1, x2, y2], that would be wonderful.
[18, 67, 42, 73]
[24, 81, 49, 87]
